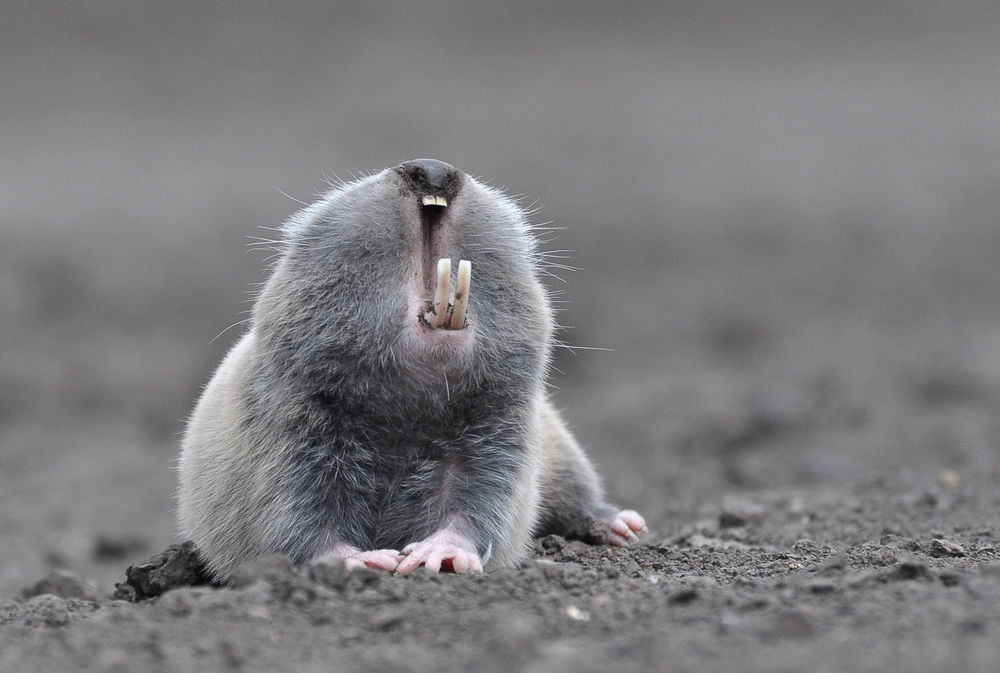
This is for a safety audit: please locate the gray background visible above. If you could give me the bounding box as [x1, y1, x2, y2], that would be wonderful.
[3, 1, 1000, 596]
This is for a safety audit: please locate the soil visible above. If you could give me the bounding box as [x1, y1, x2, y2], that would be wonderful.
[5, 484, 1000, 672]
[3, 2, 1000, 672]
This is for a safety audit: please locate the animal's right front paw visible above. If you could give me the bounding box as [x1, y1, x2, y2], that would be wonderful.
[315, 547, 404, 573]
[343, 549, 405, 573]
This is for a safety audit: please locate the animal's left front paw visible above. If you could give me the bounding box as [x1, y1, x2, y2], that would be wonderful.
[609, 509, 647, 546]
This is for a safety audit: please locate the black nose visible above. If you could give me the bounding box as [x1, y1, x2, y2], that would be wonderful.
[395, 158, 463, 203]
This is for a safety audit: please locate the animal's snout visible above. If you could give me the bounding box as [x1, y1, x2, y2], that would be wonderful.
[396, 159, 463, 204]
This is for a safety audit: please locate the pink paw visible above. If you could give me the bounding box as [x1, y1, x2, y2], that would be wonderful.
[395, 530, 484, 575]
[609, 509, 647, 546]
[319, 544, 404, 573]
[342, 549, 405, 573]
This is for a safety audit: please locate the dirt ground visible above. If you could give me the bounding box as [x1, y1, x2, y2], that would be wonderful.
[3, 2, 1000, 671]
[5, 482, 1000, 672]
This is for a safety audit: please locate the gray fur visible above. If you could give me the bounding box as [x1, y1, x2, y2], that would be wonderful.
[178, 162, 620, 581]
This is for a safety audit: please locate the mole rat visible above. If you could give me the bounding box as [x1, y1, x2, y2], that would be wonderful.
[177, 159, 646, 580]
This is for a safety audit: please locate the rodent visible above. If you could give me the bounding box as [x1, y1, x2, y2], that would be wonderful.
[177, 158, 646, 580]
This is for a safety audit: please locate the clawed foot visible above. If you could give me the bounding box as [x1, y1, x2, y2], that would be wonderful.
[319, 527, 484, 576]
[342, 549, 405, 573]
[396, 541, 483, 575]
[609, 509, 647, 546]
[395, 530, 484, 575]
[318, 545, 404, 573]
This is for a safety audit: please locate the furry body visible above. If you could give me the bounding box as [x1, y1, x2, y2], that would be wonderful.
[178, 160, 642, 580]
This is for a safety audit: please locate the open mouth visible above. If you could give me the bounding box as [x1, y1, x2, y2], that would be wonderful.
[415, 196, 471, 331]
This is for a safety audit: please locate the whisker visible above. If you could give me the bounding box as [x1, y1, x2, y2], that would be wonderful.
[553, 339, 614, 354]
[276, 188, 309, 207]
[210, 318, 251, 344]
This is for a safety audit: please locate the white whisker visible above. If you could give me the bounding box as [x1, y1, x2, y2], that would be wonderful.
[210, 318, 251, 344]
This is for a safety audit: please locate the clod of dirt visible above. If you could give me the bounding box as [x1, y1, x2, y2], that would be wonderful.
[226, 553, 327, 603]
[307, 556, 350, 591]
[938, 570, 963, 587]
[228, 553, 299, 589]
[20, 570, 97, 601]
[535, 535, 568, 552]
[19, 595, 72, 627]
[5, 593, 101, 629]
[718, 512, 747, 528]
[113, 541, 212, 602]
[817, 553, 849, 575]
[761, 608, 817, 640]
[668, 587, 699, 604]
[883, 560, 934, 583]
[928, 539, 966, 558]
[879, 534, 922, 552]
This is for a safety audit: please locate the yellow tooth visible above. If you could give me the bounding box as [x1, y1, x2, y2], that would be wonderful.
[421, 195, 448, 207]
[433, 258, 451, 327]
[450, 260, 471, 328]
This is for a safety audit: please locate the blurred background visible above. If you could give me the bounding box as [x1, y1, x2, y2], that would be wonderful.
[2, 0, 1000, 595]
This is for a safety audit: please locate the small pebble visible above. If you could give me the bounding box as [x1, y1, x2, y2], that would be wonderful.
[937, 470, 960, 489]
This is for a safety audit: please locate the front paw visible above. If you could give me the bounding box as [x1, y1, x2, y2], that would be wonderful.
[315, 548, 404, 573]
[345, 549, 406, 573]
[395, 533, 484, 575]
[609, 509, 647, 546]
